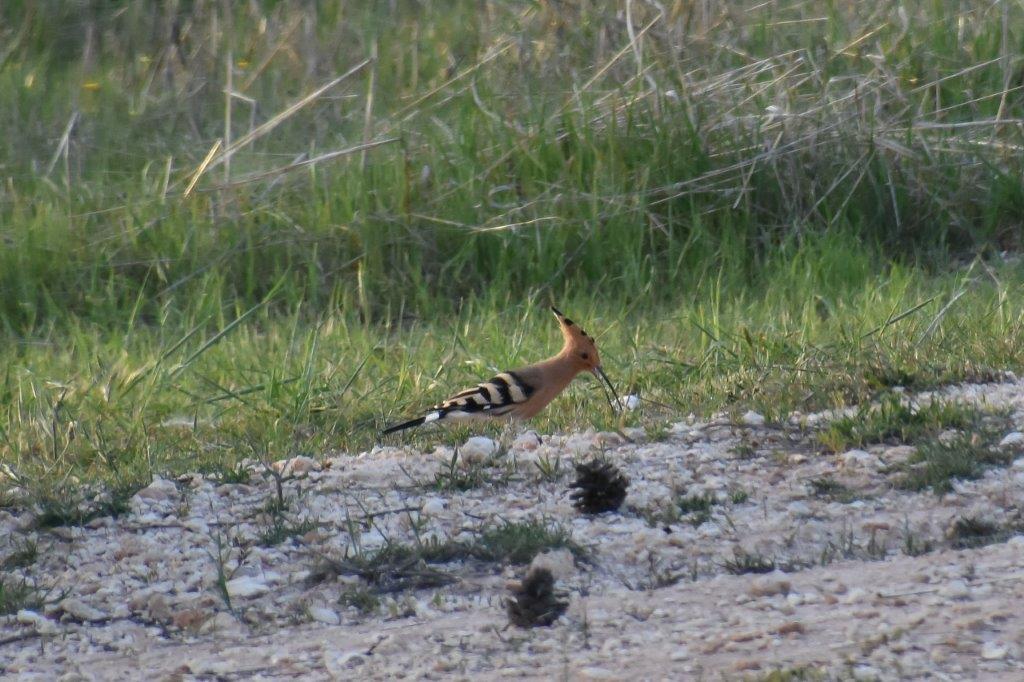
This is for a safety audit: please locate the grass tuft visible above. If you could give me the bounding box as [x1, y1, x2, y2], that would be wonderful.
[820, 394, 980, 452]
[896, 434, 1011, 493]
[474, 520, 584, 566]
[807, 477, 861, 504]
[722, 549, 776, 576]
[948, 515, 1021, 549]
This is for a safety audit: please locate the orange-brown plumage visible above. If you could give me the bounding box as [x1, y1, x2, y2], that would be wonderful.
[381, 307, 619, 435]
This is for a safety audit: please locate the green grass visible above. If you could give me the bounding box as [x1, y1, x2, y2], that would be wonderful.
[256, 514, 318, 547]
[948, 515, 1023, 549]
[722, 549, 776, 575]
[3, 1, 1024, 503]
[819, 393, 983, 452]
[676, 491, 719, 527]
[0, 575, 48, 615]
[474, 520, 584, 565]
[897, 434, 1012, 493]
[808, 477, 861, 504]
[312, 519, 581, 595]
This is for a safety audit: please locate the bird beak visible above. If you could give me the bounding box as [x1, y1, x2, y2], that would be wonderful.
[592, 365, 622, 414]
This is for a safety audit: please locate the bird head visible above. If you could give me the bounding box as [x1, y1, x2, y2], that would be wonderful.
[550, 306, 621, 410]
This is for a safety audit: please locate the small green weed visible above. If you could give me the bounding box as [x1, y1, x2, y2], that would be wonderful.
[533, 453, 563, 482]
[339, 585, 381, 614]
[722, 549, 776, 575]
[676, 492, 718, 527]
[0, 576, 47, 615]
[257, 515, 319, 547]
[433, 450, 508, 492]
[751, 667, 827, 682]
[897, 435, 1011, 493]
[32, 481, 142, 528]
[807, 477, 860, 504]
[1, 538, 38, 570]
[948, 515, 1020, 549]
[474, 520, 584, 565]
[313, 542, 460, 594]
[202, 460, 252, 485]
[729, 488, 750, 505]
[820, 394, 979, 452]
[902, 523, 935, 557]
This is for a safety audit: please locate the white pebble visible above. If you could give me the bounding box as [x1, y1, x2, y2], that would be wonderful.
[511, 431, 542, 451]
[841, 449, 882, 470]
[741, 411, 765, 426]
[420, 497, 446, 516]
[309, 605, 341, 626]
[59, 598, 107, 622]
[133, 476, 178, 502]
[272, 455, 318, 476]
[999, 432, 1024, 449]
[225, 576, 269, 598]
[981, 641, 1008, 660]
[939, 580, 970, 599]
[460, 436, 498, 462]
[787, 501, 814, 518]
[529, 549, 576, 581]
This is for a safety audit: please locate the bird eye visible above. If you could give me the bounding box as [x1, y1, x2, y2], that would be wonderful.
[580, 352, 589, 360]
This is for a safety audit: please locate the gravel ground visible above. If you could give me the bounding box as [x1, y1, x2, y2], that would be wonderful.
[3, 380, 1024, 680]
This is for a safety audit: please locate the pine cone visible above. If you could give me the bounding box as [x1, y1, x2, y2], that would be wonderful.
[506, 567, 568, 627]
[569, 459, 629, 514]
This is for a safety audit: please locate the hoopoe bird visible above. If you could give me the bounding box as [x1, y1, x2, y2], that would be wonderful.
[381, 307, 620, 435]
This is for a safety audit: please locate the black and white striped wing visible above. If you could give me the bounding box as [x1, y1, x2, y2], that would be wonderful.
[427, 371, 535, 423]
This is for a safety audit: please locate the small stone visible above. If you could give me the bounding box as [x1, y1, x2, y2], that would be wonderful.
[741, 411, 765, 427]
[842, 588, 868, 604]
[841, 449, 881, 469]
[883, 445, 917, 464]
[172, 608, 210, 632]
[17, 610, 57, 634]
[787, 501, 814, 518]
[225, 576, 269, 598]
[777, 621, 804, 636]
[59, 598, 107, 622]
[748, 576, 791, 597]
[272, 455, 318, 476]
[940, 580, 970, 599]
[16, 610, 45, 626]
[529, 549, 576, 581]
[309, 605, 341, 626]
[134, 476, 178, 502]
[577, 667, 616, 680]
[999, 432, 1024, 449]
[420, 497, 445, 515]
[144, 593, 172, 622]
[981, 641, 1008, 660]
[620, 395, 641, 411]
[852, 665, 881, 681]
[200, 611, 240, 635]
[324, 650, 366, 675]
[460, 436, 498, 462]
[512, 431, 542, 451]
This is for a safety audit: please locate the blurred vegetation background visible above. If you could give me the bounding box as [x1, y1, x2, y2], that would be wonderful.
[2, 1, 1024, 495]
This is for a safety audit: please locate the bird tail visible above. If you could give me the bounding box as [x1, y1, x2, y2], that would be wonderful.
[381, 416, 427, 436]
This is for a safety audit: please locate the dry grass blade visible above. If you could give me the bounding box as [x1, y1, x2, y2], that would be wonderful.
[207, 138, 400, 190]
[181, 58, 372, 194]
[182, 138, 222, 198]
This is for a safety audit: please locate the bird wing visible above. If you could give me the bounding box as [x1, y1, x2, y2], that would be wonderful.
[381, 370, 537, 435]
[430, 371, 535, 420]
